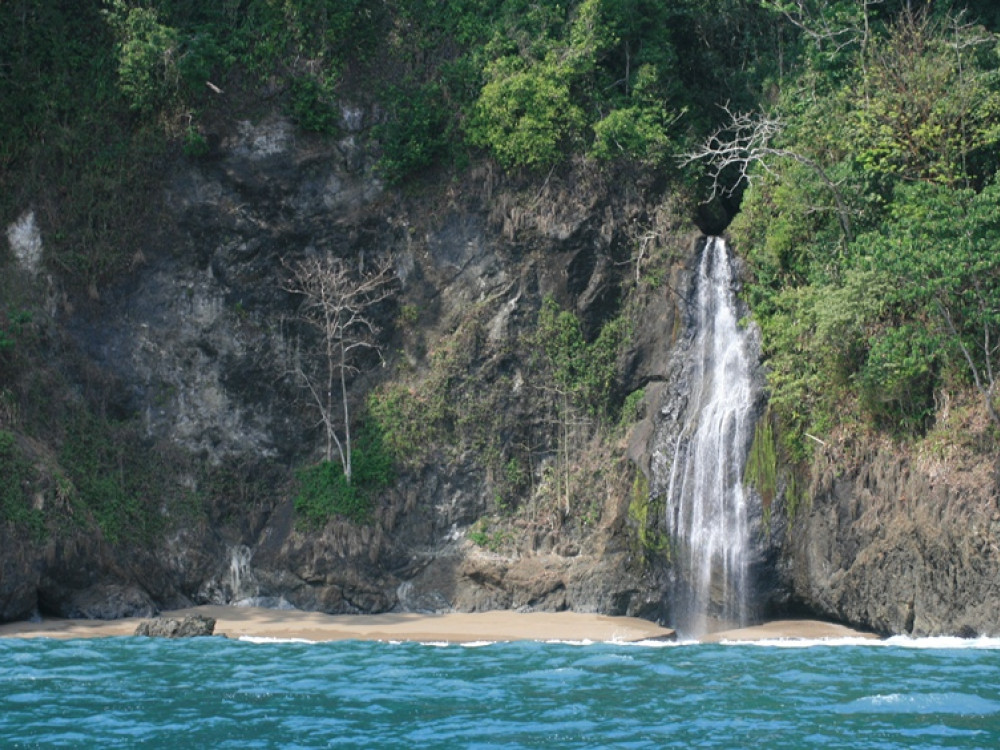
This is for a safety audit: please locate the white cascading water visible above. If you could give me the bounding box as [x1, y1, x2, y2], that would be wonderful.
[663, 237, 758, 637]
[229, 544, 254, 603]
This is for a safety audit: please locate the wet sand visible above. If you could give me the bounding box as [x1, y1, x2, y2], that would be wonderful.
[0, 606, 877, 643]
[701, 619, 880, 642]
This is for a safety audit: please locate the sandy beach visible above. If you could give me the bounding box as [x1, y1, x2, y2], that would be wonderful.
[701, 619, 880, 642]
[0, 606, 676, 643]
[0, 606, 879, 643]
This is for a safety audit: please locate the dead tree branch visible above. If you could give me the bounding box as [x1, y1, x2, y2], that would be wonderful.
[282, 254, 396, 481]
[680, 105, 854, 243]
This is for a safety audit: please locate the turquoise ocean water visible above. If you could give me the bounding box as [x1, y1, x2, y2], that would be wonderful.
[2, 634, 999, 748]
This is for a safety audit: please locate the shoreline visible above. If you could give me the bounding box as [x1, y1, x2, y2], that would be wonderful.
[700, 619, 880, 643]
[0, 605, 878, 643]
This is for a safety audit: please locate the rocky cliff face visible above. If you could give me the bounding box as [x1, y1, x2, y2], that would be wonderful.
[773, 417, 1000, 636]
[5, 106, 998, 637]
[1, 108, 699, 623]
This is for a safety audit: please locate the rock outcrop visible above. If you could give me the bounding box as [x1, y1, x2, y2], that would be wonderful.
[1, 110, 695, 623]
[135, 615, 216, 638]
[776, 428, 1000, 636]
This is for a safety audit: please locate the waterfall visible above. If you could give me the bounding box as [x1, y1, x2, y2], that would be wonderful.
[656, 237, 761, 637]
[229, 544, 254, 603]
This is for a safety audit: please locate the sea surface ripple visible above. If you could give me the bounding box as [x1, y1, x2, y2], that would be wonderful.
[2, 636, 999, 748]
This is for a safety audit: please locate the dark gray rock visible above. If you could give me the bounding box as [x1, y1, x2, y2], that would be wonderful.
[0, 529, 39, 622]
[50, 584, 158, 620]
[779, 441, 1000, 636]
[135, 615, 216, 638]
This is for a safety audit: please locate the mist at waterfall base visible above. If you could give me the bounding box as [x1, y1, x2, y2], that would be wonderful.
[4, 637, 1000, 748]
[654, 237, 763, 637]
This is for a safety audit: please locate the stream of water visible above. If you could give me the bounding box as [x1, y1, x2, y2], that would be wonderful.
[661, 237, 760, 636]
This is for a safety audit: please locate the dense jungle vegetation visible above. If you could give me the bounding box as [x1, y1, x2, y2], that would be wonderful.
[3, 0, 1000, 532]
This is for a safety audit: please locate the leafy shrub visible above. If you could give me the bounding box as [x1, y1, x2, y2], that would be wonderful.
[467, 518, 511, 551]
[289, 76, 339, 135]
[617, 388, 645, 432]
[858, 324, 936, 432]
[294, 460, 367, 525]
[105, 1, 182, 114]
[536, 297, 628, 417]
[182, 126, 209, 157]
[468, 56, 584, 169]
[294, 417, 394, 526]
[590, 105, 673, 164]
[366, 385, 444, 469]
[377, 83, 452, 183]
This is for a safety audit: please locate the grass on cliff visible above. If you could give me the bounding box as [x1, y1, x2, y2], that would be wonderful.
[0, 430, 45, 540]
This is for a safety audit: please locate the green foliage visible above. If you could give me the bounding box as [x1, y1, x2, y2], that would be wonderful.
[468, 55, 586, 169]
[536, 297, 629, 418]
[459, 0, 745, 171]
[617, 387, 645, 433]
[376, 83, 453, 182]
[289, 77, 339, 134]
[294, 460, 366, 525]
[0, 431, 45, 539]
[748, 268, 899, 456]
[104, 1, 182, 114]
[398, 304, 420, 328]
[857, 182, 1000, 425]
[590, 104, 674, 164]
[849, 10, 1000, 189]
[59, 411, 161, 543]
[226, 0, 383, 83]
[182, 126, 210, 157]
[504, 456, 528, 490]
[627, 471, 668, 557]
[467, 517, 512, 551]
[736, 3, 1000, 450]
[294, 416, 394, 526]
[858, 324, 937, 430]
[367, 384, 444, 469]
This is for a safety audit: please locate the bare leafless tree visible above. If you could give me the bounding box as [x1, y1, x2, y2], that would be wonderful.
[282, 254, 395, 482]
[680, 104, 854, 243]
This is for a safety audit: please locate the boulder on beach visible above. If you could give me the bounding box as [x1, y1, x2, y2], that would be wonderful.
[134, 615, 216, 638]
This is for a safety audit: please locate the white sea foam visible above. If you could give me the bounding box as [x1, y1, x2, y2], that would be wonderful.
[833, 691, 1000, 715]
[721, 637, 884, 648]
[720, 635, 1000, 649]
[882, 635, 1000, 650]
[618, 638, 691, 648]
[230, 633, 1000, 649]
[238, 636, 317, 644]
